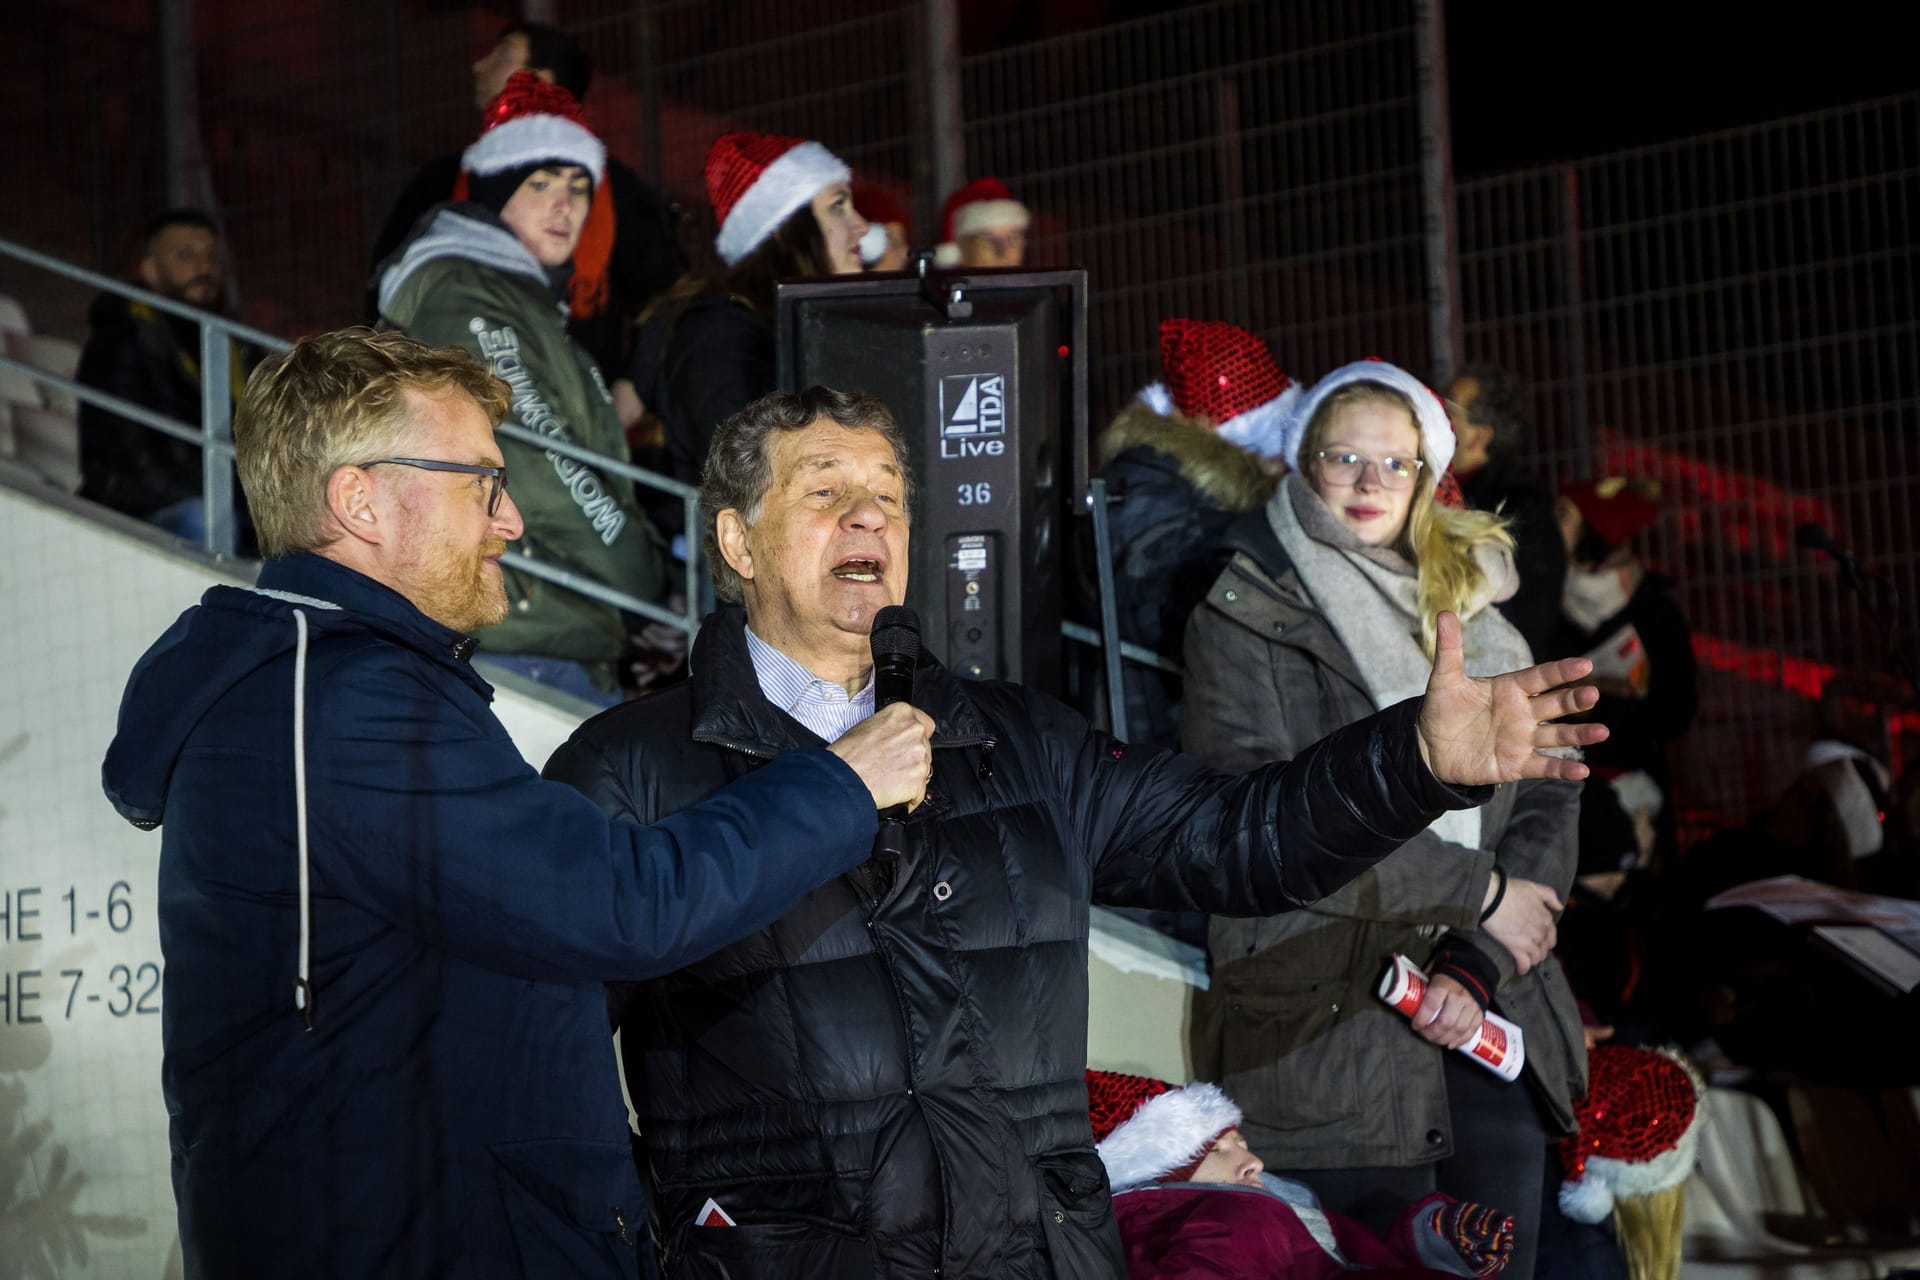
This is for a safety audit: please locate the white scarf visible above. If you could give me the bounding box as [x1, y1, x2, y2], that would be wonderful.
[1561, 563, 1639, 634]
[1267, 474, 1533, 849]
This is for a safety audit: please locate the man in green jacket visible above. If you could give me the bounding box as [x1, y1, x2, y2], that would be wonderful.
[377, 71, 665, 704]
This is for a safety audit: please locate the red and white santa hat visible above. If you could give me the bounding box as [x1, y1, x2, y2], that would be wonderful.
[933, 177, 1031, 265]
[458, 72, 613, 316]
[1086, 1069, 1242, 1191]
[1279, 357, 1457, 477]
[462, 71, 607, 187]
[1136, 319, 1300, 460]
[1557, 1044, 1707, 1223]
[1278, 357, 1465, 504]
[1560, 477, 1662, 553]
[706, 131, 852, 267]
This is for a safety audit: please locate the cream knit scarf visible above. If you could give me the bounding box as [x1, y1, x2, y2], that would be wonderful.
[1267, 473, 1532, 849]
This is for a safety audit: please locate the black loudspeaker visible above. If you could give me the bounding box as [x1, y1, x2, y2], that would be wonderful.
[776, 269, 1088, 694]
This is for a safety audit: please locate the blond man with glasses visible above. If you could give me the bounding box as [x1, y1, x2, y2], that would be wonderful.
[102, 328, 936, 1280]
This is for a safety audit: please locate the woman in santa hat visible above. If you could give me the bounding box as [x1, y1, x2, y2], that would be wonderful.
[627, 131, 868, 543]
[1177, 360, 1589, 1276]
[1086, 1069, 1518, 1278]
[376, 71, 668, 706]
[935, 176, 1031, 267]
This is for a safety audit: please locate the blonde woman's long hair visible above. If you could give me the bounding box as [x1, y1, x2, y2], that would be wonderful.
[1299, 381, 1512, 658]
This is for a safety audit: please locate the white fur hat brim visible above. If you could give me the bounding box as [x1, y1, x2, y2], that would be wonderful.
[1095, 1083, 1242, 1191]
[953, 198, 1030, 239]
[1278, 359, 1455, 476]
[1216, 383, 1304, 462]
[462, 115, 606, 186]
[715, 140, 850, 266]
[1135, 382, 1175, 416]
[1557, 1110, 1708, 1223]
[1557, 1047, 1708, 1224]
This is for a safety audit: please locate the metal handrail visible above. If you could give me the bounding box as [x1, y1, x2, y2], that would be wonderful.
[2, 234, 1186, 706]
[0, 234, 705, 639]
[0, 353, 225, 450]
[491, 420, 704, 629]
[0, 236, 287, 350]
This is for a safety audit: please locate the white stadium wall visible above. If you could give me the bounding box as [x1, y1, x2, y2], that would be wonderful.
[0, 471, 1198, 1277]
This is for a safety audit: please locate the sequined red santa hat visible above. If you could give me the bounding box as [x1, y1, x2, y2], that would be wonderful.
[1279, 358, 1464, 506]
[1086, 1069, 1242, 1191]
[1136, 319, 1301, 461]
[706, 131, 852, 266]
[463, 71, 607, 186]
[1556, 1044, 1707, 1223]
[934, 177, 1031, 265]
[458, 71, 613, 317]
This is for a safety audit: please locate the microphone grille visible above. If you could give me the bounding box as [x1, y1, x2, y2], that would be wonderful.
[870, 606, 922, 659]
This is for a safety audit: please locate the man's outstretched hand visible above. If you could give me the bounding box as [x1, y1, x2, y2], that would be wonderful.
[1417, 611, 1607, 786]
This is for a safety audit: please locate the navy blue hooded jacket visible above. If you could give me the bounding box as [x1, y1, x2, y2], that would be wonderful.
[102, 553, 878, 1279]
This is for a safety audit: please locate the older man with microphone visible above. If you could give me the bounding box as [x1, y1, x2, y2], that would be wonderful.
[545, 386, 1607, 1280]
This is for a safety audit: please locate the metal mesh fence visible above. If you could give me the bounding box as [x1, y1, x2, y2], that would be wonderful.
[567, 0, 921, 203]
[4, 3, 163, 273]
[2, 0, 925, 334]
[962, 0, 1433, 418]
[1457, 94, 1920, 828]
[4, 1, 1915, 831]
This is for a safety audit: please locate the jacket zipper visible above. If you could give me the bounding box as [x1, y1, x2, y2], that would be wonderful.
[938, 735, 997, 781]
[700, 728, 968, 1270]
[857, 876, 957, 1272]
[690, 733, 778, 761]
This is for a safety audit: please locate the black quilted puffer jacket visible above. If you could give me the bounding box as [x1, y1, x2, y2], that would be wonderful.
[545, 606, 1485, 1279]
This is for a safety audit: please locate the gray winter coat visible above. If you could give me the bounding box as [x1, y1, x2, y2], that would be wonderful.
[1180, 511, 1588, 1170]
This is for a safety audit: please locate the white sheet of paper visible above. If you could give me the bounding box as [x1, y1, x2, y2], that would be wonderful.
[1812, 924, 1920, 994]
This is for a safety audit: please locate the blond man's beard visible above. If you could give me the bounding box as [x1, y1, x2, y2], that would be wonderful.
[408, 538, 510, 634]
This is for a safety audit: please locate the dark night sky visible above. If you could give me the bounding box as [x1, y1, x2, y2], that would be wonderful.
[1446, 1, 1920, 175]
[971, 0, 1920, 176]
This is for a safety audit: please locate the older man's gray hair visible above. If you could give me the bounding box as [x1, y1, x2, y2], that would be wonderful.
[700, 387, 915, 604]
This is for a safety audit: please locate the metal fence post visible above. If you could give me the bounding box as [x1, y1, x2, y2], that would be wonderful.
[376, 0, 403, 246]
[1559, 164, 1592, 475]
[1214, 77, 1253, 325]
[1087, 478, 1129, 742]
[925, 0, 964, 222]
[1413, 0, 1461, 383]
[199, 324, 237, 556]
[157, 0, 213, 210]
[633, 2, 665, 190]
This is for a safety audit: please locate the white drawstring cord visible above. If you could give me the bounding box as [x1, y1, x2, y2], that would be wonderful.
[291, 609, 314, 1030]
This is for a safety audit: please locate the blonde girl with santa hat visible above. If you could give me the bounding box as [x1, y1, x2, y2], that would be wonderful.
[1177, 359, 1589, 1277]
[627, 131, 868, 543]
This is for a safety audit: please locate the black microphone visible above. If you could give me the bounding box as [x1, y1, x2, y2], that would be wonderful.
[1796, 522, 1852, 562]
[1796, 522, 1835, 555]
[1797, 522, 1867, 591]
[870, 605, 921, 859]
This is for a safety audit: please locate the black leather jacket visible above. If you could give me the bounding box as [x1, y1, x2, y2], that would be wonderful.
[545, 606, 1484, 1279]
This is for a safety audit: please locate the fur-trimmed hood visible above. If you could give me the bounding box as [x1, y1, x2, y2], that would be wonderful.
[1097, 402, 1278, 514]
